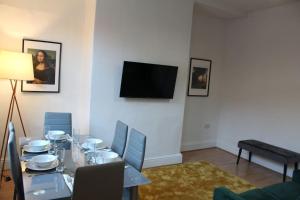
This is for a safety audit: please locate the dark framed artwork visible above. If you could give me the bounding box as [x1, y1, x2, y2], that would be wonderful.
[187, 58, 212, 97]
[21, 39, 62, 93]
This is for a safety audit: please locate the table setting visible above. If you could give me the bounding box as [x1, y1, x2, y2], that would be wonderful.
[19, 129, 147, 200]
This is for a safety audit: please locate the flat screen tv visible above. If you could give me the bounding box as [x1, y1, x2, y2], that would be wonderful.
[120, 61, 178, 98]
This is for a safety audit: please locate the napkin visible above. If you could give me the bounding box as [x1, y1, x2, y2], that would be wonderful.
[63, 174, 74, 192]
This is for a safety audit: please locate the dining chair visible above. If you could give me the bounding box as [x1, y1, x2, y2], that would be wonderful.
[72, 161, 125, 200]
[124, 129, 146, 172]
[7, 122, 25, 200]
[44, 112, 72, 135]
[8, 121, 15, 132]
[111, 120, 128, 158]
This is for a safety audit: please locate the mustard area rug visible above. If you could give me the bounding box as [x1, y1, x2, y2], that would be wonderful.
[139, 161, 255, 200]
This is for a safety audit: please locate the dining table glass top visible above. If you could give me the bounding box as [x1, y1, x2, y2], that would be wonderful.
[19, 135, 150, 200]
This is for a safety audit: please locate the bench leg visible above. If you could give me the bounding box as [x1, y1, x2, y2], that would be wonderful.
[236, 148, 242, 165]
[248, 152, 252, 163]
[295, 162, 298, 170]
[283, 164, 287, 182]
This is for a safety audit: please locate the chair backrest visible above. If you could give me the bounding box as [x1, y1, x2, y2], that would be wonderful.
[44, 112, 72, 135]
[8, 122, 25, 200]
[72, 161, 125, 200]
[111, 120, 128, 158]
[124, 129, 146, 172]
[8, 122, 15, 132]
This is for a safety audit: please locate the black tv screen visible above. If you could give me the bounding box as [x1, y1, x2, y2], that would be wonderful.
[120, 61, 178, 98]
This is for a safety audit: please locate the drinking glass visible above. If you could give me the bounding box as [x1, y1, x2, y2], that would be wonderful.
[72, 128, 80, 147]
[71, 128, 81, 162]
[56, 148, 66, 172]
[44, 125, 51, 138]
[86, 143, 98, 165]
[48, 139, 57, 155]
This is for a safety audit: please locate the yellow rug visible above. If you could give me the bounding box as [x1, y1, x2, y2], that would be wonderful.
[139, 161, 255, 200]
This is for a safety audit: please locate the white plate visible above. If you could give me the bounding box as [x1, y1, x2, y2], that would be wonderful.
[23, 145, 51, 153]
[28, 140, 50, 151]
[81, 142, 105, 150]
[46, 134, 68, 141]
[31, 155, 57, 168]
[95, 151, 119, 164]
[26, 159, 59, 171]
[48, 130, 65, 140]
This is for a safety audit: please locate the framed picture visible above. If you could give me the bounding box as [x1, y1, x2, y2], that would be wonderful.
[187, 58, 212, 97]
[21, 39, 62, 93]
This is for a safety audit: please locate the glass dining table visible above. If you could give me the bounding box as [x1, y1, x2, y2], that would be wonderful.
[19, 135, 150, 200]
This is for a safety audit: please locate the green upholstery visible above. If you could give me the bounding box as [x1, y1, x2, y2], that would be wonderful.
[214, 170, 300, 200]
[293, 170, 300, 184]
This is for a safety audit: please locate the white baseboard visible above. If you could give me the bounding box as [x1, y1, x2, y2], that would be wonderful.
[216, 141, 294, 177]
[143, 153, 182, 168]
[181, 140, 216, 152]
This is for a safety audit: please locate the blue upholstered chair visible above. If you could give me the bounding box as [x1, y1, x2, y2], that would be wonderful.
[73, 161, 125, 200]
[124, 129, 146, 172]
[44, 112, 72, 135]
[7, 122, 25, 200]
[111, 121, 128, 158]
[44, 112, 72, 149]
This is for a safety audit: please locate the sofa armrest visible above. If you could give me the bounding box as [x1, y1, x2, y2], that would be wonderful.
[214, 187, 245, 200]
[292, 170, 300, 184]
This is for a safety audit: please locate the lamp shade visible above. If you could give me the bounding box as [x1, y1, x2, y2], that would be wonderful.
[0, 50, 34, 81]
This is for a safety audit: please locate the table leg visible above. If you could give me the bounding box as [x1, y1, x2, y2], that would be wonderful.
[295, 162, 298, 170]
[236, 148, 242, 165]
[248, 152, 252, 163]
[130, 186, 138, 200]
[283, 164, 287, 182]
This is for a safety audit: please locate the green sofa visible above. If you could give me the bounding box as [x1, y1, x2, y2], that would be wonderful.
[214, 170, 300, 200]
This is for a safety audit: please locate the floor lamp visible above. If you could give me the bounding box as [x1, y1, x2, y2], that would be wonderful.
[0, 50, 34, 184]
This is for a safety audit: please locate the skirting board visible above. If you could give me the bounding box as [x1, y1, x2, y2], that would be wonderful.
[181, 140, 216, 152]
[143, 153, 182, 168]
[217, 141, 294, 177]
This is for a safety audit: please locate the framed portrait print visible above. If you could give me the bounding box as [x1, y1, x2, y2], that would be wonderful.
[187, 58, 212, 97]
[21, 39, 62, 93]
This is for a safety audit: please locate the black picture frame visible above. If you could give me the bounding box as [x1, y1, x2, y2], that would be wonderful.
[187, 58, 212, 97]
[21, 39, 62, 93]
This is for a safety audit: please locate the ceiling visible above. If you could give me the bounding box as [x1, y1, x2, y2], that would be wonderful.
[195, 0, 298, 18]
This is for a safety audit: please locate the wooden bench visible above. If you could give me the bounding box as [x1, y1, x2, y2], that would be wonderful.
[237, 140, 300, 182]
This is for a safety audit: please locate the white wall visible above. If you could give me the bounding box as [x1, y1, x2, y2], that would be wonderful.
[217, 1, 300, 176]
[0, 0, 95, 149]
[90, 0, 194, 167]
[181, 5, 225, 151]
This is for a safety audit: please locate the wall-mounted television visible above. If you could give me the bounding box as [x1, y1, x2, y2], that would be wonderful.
[120, 61, 178, 99]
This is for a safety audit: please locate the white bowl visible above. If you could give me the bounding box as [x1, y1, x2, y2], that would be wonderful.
[96, 151, 119, 163]
[48, 130, 65, 140]
[84, 138, 103, 149]
[31, 155, 57, 168]
[28, 140, 50, 151]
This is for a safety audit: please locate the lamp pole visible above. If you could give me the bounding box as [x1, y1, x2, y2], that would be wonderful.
[0, 80, 28, 184]
[0, 51, 33, 186]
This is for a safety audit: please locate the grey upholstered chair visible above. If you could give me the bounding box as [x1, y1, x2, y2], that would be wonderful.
[44, 112, 72, 135]
[7, 122, 25, 200]
[124, 129, 146, 172]
[72, 161, 125, 200]
[111, 120, 128, 158]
